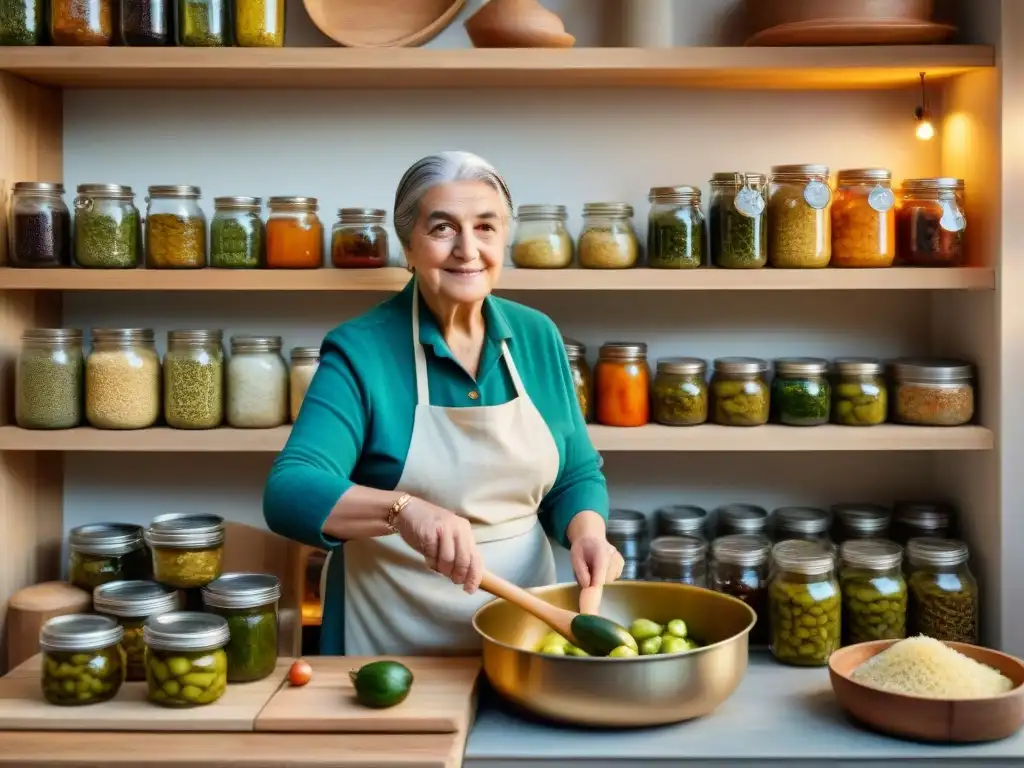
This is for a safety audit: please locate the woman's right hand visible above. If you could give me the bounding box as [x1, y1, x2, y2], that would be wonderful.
[396, 498, 484, 594]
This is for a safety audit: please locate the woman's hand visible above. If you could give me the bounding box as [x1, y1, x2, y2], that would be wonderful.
[396, 498, 484, 593]
[567, 511, 625, 595]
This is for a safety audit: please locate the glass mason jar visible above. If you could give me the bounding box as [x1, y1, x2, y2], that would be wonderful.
[606, 509, 649, 571]
[145, 185, 207, 269]
[511, 204, 573, 269]
[889, 357, 975, 427]
[143, 611, 229, 707]
[830, 502, 892, 544]
[202, 573, 281, 682]
[73, 183, 141, 268]
[210, 196, 264, 269]
[710, 357, 770, 427]
[769, 540, 840, 667]
[771, 506, 834, 549]
[51, 0, 113, 44]
[831, 357, 887, 427]
[68, 522, 150, 592]
[40, 614, 125, 706]
[330, 208, 389, 269]
[0, 0, 44, 44]
[655, 504, 707, 539]
[831, 168, 896, 268]
[647, 535, 708, 587]
[768, 164, 832, 269]
[891, 501, 956, 546]
[839, 539, 907, 645]
[145, 513, 226, 589]
[176, 0, 228, 45]
[120, 0, 172, 44]
[647, 186, 705, 269]
[595, 341, 649, 427]
[896, 177, 967, 267]
[652, 357, 707, 426]
[578, 202, 639, 269]
[771, 357, 830, 427]
[711, 534, 770, 645]
[906, 538, 978, 644]
[93, 581, 180, 682]
[709, 172, 768, 269]
[563, 337, 592, 423]
[716, 503, 769, 538]
[227, 335, 288, 428]
[266, 196, 323, 268]
[16, 328, 83, 430]
[234, 0, 284, 46]
[164, 330, 225, 430]
[289, 346, 320, 423]
[8, 181, 71, 267]
[85, 328, 161, 430]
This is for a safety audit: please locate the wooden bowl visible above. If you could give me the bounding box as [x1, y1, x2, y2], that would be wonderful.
[745, 0, 935, 33]
[303, 0, 467, 48]
[829, 639, 1024, 743]
[464, 0, 575, 48]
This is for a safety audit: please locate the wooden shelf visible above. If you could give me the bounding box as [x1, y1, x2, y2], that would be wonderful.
[0, 46, 995, 91]
[0, 425, 993, 453]
[0, 267, 995, 292]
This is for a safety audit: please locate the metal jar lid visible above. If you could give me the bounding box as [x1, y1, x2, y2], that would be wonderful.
[901, 177, 965, 192]
[201, 573, 281, 610]
[77, 183, 134, 199]
[713, 357, 769, 376]
[145, 513, 225, 550]
[894, 501, 955, 531]
[268, 196, 318, 210]
[92, 328, 155, 345]
[40, 614, 124, 653]
[290, 346, 321, 362]
[832, 357, 884, 377]
[143, 611, 230, 653]
[13, 181, 64, 194]
[836, 168, 892, 185]
[650, 535, 707, 565]
[93, 580, 181, 618]
[888, 358, 974, 383]
[583, 202, 633, 218]
[717, 504, 768, 534]
[22, 328, 83, 344]
[655, 505, 707, 537]
[710, 172, 767, 186]
[563, 337, 586, 360]
[648, 186, 701, 205]
[773, 506, 831, 536]
[598, 342, 647, 361]
[712, 534, 771, 567]
[148, 185, 201, 198]
[168, 329, 223, 346]
[656, 357, 707, 376]
[517, 204, 567, 221]
[832, 503, 891, 536]
[770, 164, 830, 180]
[338, 207, 387, 224]
[69, 523, 144, 557]
[774, 357, 829, 378]
[906, 538, 969, 568]
[606, 509, 647, 537]
[840, 539, 903, 570]
[231, 335, 283, 354]
[771, 540, 834, 576]
[213, 196, 262, 209]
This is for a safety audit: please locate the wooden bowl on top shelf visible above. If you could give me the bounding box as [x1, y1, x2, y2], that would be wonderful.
[303, 0, 467, 48]
[464, 0, 575, 48]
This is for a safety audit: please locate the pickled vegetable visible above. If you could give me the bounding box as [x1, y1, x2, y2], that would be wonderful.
[608, 645, 638, 658]
[595, 350, 649, 428]
[771, 377, 830, 427]
[652, 369, 707, 426]
[69, 547, 150, 592]
[121, 618, 148, 681]
[152, 546, 223, 589]
[42, 646, 125, 706]
[711, 378, 769, 427]
[208, 604, 278, 682]
[145, 647, 228, 707]
[908, 569, 977, 644]
[535, 616, 704, 658]
[769, 578, 840, 666]
[832, 380, 887, 426]
[841, 567, 907, 644]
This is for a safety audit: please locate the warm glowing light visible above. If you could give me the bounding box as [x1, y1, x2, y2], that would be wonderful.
[916, 119, 935, 141]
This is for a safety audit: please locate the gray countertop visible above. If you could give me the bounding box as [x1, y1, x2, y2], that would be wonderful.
[464, 653, 1024, 768]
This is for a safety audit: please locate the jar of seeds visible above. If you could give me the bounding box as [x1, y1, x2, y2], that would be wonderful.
[164, 330, 225, 430]
[16, 328, 84, 430]
[85, 328, 161, 430]
[73, 184, 141, 269]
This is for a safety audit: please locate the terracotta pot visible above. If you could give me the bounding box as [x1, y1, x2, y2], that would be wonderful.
[464, 0, 575, 48]
[746, 0, 935, 33]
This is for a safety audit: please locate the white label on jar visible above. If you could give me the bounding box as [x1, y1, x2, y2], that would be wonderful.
[803, 180, 831, 210]
[940, 201, 967, 232]
[868, 186, 895, 213]
[734, 187, 765, 218]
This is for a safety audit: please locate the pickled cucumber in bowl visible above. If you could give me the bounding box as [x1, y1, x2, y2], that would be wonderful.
[536, 617, 705, 658]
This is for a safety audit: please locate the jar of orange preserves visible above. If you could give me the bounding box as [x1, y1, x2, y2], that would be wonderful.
[595, 342, 649, 428]
[266, 196, 323, 269]
[831, 169, 896, 268]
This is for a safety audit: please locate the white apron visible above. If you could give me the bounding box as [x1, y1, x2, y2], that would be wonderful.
[323, 287, 561, 656]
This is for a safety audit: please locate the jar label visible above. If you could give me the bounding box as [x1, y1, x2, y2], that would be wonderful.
[868, 186, 895, 213]
[940, 201, 967, 233]
[803, 180, 831, 210]
[734, 187, 765, 218]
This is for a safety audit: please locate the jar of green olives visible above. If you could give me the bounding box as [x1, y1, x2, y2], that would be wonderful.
[711, 357, 770, 426]
[830, 502, 892, 544]
[906, 538, 978, 644]
[831, 357, 887, 426]
[710, 534, 770, 645]
[891, 501, 956, 546]
[201, 573, 280, 683]
[839, 539, 907, 645]
[145, 513, 226, 589]
[563, 337, 592, 423]
[655, 505, 708, 539]
[768, 540, 840, 667]
[646, 535, 708, 587]
[716, 503, 769, 537]
[771, 357, 830, 426]
[40, 614, 126, 706]
[93, 580, 181, 682]
[68, 523, 151, 592]
[143, 611, 230, 707]
[652, 357, 708, 426]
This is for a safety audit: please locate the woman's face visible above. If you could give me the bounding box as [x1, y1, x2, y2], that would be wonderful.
[405, 180, 507, 308]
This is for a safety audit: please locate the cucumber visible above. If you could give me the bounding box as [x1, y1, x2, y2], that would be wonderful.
[570, 615, 638, 657]
[349, 660, 414, 708]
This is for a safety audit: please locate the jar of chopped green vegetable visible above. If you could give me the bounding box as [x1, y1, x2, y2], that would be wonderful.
[768, 540, 840, 667]
[771, 357, 830, 426]
[40, 614, 125, 707]
[830, 357, 887, 426]
[93, 580, 181, 682]
[563, 337, 592, 422]
[16, 328, 83, 430]
[906, 538, 977, 644]
[201, 573, 280, 682]
[73, 184, 140, 269]
[709, 172, 767, 269]
[652, 357, 707, 426]
[839, 539, 907, 645]
[710, 357, 770, 427]
[145, 513, 225, 589]
[0, 0, 44, 44]
[68, 523, 151, 592]
[143, 611, 229, 707]
[164, 330, 224, 429]
[210, 196, 264, 268]
[647, 186, 704, 269]
[176, 0, 228, 45]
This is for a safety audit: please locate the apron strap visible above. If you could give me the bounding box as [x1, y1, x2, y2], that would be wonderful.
[411, 285, 431, 406]
[500, 340, 528, 398]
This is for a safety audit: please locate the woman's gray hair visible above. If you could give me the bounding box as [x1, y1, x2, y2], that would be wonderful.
[393, 151, 514, 247]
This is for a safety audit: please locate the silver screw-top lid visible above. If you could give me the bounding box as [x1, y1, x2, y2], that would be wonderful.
[231, 335, 283, 354]
[563, 337, 586, 360]
[888, 358, 974, 383]
[832, 503, 891, 536]
[655, 505, 707, 537]
[517, 204, 568, 221]
[832, 357, 884, 377]
[143, 611, 230, 652]
[906, 538, 970, 568]
[40, 614, 124, 652]
[650, 535, 707, 565]
[717, 504, 768, 534]
[606, 509, 647, 537]
[840, 539, 903, 570]
[771, 540, 835, 576]
[656, 357, 707, 376]
[598, 342, 647, 361]
[69, 523, 145, 557]
[774, 357, 829, 377]
[148, 184, 201, 198]
[713, 357, 769, 376]
[22, 328, 83, 344]
[290, 346, 321, 362]
[583, 202, 633, 218]
[712, 534, 771, 567]
[145, 513, 225, 550]
[773, 506, 831, 536]
[93, 580, 181, 618]
[201, 573, 281, 610]
[894, 501, 955, 532]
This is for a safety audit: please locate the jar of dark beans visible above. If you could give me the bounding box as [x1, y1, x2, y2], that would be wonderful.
[830, 502, 892, 544]
[606, 509, 649, 580]
[715, 503, 769, 538]
[647, 535, 708, 587]
[891, 501, 956, 546]
[655, 505, 707, 539]
[9, 182, 71, 267]
[711, 534, 771, 645]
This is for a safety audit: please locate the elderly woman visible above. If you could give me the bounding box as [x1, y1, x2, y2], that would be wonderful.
[263, 151, 621, 656]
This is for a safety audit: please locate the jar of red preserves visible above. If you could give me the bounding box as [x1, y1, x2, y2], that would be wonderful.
[330, 208, 389, 269]
[595, 342, 649, 427]
[896, 178, 967, 267]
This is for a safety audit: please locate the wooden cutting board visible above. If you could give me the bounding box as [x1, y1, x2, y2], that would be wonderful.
[255, 656, 480, 734]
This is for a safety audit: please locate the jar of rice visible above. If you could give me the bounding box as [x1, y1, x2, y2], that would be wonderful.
[226, 335, 287, 429]
[289, 346, 320, 423]
[85, 328, 161, 430]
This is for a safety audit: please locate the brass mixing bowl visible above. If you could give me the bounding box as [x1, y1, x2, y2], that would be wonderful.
[472, 581, 756, 728]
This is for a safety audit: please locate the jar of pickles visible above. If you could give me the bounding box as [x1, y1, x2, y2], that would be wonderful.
[768, 540, 840, 667]
[711, 534, 770, 645]
[201, 573, 280, 682]
[289, 347, 320, 423]
[716, 503, 769, 538]
[839, 539, 907, 645]
[74, 184, 141, 269]
[563, 337, 592, 422]
[164, 330, 224, 430]
[655, 505, 707, 539]
[228, 335, 288, 428]
[176, 0, 229, 45]
[51, 0, 113, 44]
[830, 502, 891, 544]
[652, 357, 707, 426]
[85, 328, 161, 430]
[647, 536, 708, 587]
[145, 513, 226, 589]
[710, 357, 769, 427]
[595, 342, 649, 427]
[906, 538, 977, 644]
[9, 181, 71, 267]
[266, 197, 323, 269]
[578, 203, 639, 269]
[891, 501, 956, 546]
[331, 208, 389, 269]
[234, 0, 284, 46]
[0, 0, 44, 44]
[647, 186, 704, 269]
[831, 169, 896, 268]
[143, 611, 229, 707]
[709, 172, 767, 269]
[93, 581, 180, 681]
[896, 178, 967, 267]
[145, 185, 206, 269]
[68, 523, 150, 592]
[771, 506, 834, 552]
[831, 357, 887, 426]
[771, 357, 830, 426]
[40, 614, 125, 706]
[120, 0, 173, 45]
[210, 197, 264, 269]
[512, 205, 573, 269]
[889, 358, 975, 427]
[768, 164, 831, 269]
[16, 328, 83, 430]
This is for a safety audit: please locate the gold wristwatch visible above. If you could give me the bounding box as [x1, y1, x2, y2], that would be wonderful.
[386, 493, 412, 534]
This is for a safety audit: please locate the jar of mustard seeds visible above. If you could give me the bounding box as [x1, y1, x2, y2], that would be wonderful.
[145, 185, 206, 269]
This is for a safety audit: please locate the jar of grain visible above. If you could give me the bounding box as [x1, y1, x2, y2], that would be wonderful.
[16, 328, 84, 430]
[73, 184, 141, 269]
[289, 346, 320, 422]
[896, 178, 967, 267]
[330, 208, 389, 269]
[831, 169, 896, 268]
[578, 203, 638, 269]
[50, 0, 113, 45]
[145, 185, 206, 269]
[563, 337, 592, 422]
[227, 335, 288, 428]
[647, 186, 704, 269]
[888, 358, 975, 427]
[86, 328, 161, 430]
[164, 330, 225, 430]
[511, 204, 573, 269]
[768, 164, 832, 269]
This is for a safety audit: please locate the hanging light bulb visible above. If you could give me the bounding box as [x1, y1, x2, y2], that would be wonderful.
[914, 72, 934, 141]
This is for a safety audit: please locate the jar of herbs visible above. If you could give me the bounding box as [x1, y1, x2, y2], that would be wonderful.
[143, 611, 229, 707]
[40, 615, 125, 706]
[709, 172, 767, 269]
[768, 164, 832, 269]
[771, 357, 830, 427]
[831, 357, 887, 427]
[145, 185, 206, 269]
[145, 513, 226, 589]
[897, 178, 967, 267]
[563, 337, 592, 422]
[595, 342, 649, 427]
[771, 507, 835, 557]
[9, 182, 71, 268]
[831, 168, 896, 268]
[93, 580, 180, 681]
[839, 539, 907, 645]
[889, 358, 975, 427]
[176, 0, 228, 45]
[647, 186, 704, 269]
[606, 509, 649, 577]
[201, 573, 280, 682]
[0, 0, 44, 44]
[652, 357, 707, 426]
[655, 505, 708, 539]
[710, 357, 770, 427]
[906, 538, 978, 644]
[830, 502, 892, 544]
[511, 204, 573, 269]
[331, 208, 389, 269]
[210, 196, 264, 269]
[647, 536, 708, 587]
[578, 203, 639, 269]
[228, 335, 288, 428]
[73, 184, 140, 268]
[289, 346, 320, 422]
[120, 0, 172, 44]
[164, 330, 224, 430]
[16, 328, 83, 430]
[711, 534, 770, 645]
[891, 501, 956, 546]
[51, 0, 113, 44]
[68, 523, 151, 592]
[769, 540, 840, 667]
[234, 0, 283, 46]
[266, 197, 323, 269]
[716, 503, 769, 538]
[85, 328, 161, 430]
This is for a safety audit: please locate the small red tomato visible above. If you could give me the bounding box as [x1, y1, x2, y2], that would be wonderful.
[289, 659, 313, 687]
